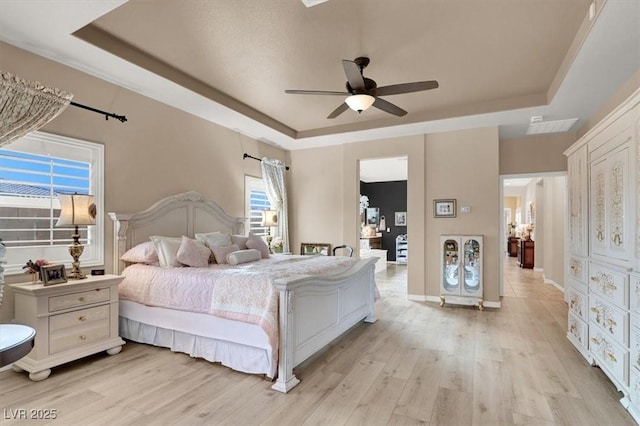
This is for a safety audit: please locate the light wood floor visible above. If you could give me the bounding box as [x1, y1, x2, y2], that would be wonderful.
[1, 258, 637, 425]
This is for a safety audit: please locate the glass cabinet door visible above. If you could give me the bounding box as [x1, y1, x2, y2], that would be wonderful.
[443, 239, 459, 292]
[463, 239, 481, 293]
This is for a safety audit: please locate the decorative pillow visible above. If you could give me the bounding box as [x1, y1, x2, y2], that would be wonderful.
[231, 235, 249, 250]
[150, 236, 183, 267]
[176, 236, 211, 268]
[195, 231, 232, 249]
[227, 249, 261, 266]
[246, 233, 270, 259]
[211, 244, 240, 264]
[120, 241, 158, 264]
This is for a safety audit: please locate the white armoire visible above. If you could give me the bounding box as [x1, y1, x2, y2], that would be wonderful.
[564, 89, 640, 421]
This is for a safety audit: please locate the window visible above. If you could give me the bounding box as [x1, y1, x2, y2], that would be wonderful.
[244, 175, 272, 237]
[0, 132, 104, 275]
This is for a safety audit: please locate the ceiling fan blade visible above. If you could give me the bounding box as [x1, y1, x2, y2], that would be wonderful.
[342, 60, 366, 92]
[375, 80, 439, 97]
[327, 102, 349, 119]
[373, 98, 407, 117]
[285, 89, 349, 96]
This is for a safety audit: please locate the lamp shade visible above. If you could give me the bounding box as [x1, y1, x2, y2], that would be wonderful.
[56, 194, 96, 226]
[260, 210, 278, 227]
[345, 94, 375, 113]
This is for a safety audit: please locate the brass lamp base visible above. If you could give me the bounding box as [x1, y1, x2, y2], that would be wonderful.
[68, 233, 86, 280]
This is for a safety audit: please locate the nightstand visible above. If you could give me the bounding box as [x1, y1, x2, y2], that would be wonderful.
[11, 274, 125, 381]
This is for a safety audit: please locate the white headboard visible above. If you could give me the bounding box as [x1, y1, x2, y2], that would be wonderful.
[108, 191, 246, 274]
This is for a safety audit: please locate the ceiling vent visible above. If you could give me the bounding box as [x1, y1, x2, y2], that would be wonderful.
[301, 0, 329, 7]
[526, 118, 579, 135]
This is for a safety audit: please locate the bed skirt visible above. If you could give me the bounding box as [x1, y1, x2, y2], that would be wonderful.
[118, 301, 276, 378]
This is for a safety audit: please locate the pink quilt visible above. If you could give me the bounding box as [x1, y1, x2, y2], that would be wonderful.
[119, 255, 359, 354]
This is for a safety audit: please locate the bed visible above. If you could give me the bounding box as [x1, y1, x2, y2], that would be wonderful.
[108, 191, 377, 393]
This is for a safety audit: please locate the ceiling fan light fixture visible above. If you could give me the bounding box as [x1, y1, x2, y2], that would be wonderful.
[345, 94, 375, 113]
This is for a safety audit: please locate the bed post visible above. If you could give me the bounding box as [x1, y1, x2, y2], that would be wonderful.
[108, 212, 132, 275]
[271, 288, 300, 393]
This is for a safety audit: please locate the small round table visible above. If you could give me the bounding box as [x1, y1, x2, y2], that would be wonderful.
[0, 324, 36, 368]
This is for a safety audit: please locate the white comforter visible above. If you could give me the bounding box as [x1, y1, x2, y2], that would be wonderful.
[119, 255, 359, 352]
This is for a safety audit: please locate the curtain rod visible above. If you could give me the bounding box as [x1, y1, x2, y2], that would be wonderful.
[243, 153, 290, 170]
[70, 101, 128, 123]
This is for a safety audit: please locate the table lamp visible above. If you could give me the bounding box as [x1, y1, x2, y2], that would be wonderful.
[56, 193, 96, 279]
[260, 210, 278, 250]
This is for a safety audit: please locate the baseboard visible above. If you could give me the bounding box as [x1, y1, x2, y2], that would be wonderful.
[408, 294, 428, 302]
[534, 267, 544, 272]
[543, 275, 565, 293]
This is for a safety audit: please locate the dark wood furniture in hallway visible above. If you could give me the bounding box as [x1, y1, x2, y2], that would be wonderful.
[517, 239, 535, 268]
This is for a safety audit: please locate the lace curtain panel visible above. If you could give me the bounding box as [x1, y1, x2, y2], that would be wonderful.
[0, 70, 73, 147]
[261, 157, 290, 253]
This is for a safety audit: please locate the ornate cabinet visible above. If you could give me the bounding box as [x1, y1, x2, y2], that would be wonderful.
[565, 90, 639, 422]
[568, 144, 589, 257]
[589, 127, 634, 264]
[440, 235, 483, 310]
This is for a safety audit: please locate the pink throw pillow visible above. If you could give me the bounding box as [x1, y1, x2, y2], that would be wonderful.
[246, 233, 270, 259]
[121, 241, 159, 264]
[176, 236, 211, 268]
[211, 244, 240, 264]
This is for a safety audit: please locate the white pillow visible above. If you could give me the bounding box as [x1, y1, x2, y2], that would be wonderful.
[176, 236, 211, 268]
[121, 241, 158, 264]
[150, 236, 182, 267]
[195, 231, 232, 248]
[227, 249, 262, 265]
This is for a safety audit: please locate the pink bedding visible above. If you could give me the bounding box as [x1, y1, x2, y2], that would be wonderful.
[119, 255, 359, 354]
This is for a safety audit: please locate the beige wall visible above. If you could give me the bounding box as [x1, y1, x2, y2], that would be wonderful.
[499, 133, 576, 175]
[425, 127, 501, 302]
[504, 197, 519, 224]
[0, 42, 288, 322]
[287, 145, 344, 253]
[542, 176, 566, 288]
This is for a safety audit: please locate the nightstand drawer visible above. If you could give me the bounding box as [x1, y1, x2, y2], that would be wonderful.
[49, 305, 110, 331]
[49, 287, 110, 312]
[49, 319, 110, 354]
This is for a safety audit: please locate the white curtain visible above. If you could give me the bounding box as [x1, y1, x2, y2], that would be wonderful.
[0, 70, 73, 147]
[261, 157, 290, 253]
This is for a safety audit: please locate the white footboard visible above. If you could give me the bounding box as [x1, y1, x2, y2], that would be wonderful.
[271, 257, 377, 393]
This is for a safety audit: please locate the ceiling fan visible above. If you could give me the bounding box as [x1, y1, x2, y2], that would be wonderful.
[285, 57, 439, 119]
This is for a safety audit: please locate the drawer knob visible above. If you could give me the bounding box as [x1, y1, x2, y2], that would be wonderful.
[79, 316, 86, 322]
[79, 335, 87, 340]
[78, 297, 86, 302]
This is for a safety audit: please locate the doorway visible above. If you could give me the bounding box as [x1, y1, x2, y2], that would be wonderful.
[359, 157, 408, 295]
[499, 173, 567, 299]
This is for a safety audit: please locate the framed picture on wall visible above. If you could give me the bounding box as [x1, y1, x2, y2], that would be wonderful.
[395, 212, 407, 226]
[434, 199, 456, 218]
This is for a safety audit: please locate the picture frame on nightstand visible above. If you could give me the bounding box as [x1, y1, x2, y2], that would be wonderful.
[41, 264, 67, 286]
